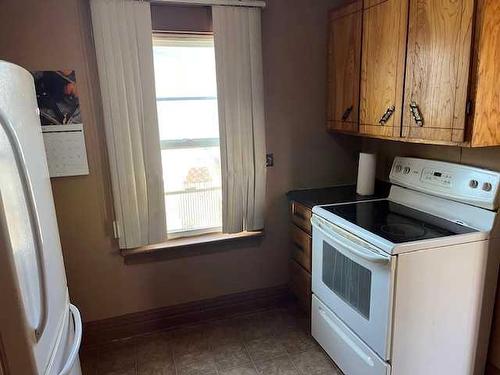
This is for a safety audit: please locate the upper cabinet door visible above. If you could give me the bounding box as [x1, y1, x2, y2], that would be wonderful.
[327, 1, 362, 133]
[402, 0, 474, 143]
[468, 0, 500, 147]
[359, 0, 408, 138]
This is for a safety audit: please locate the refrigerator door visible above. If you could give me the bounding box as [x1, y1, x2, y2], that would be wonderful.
[0, 61, 71, 373]
[0, 192, 38, 374]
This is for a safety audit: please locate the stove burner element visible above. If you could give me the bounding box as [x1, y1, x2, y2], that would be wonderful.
[380, 223, 427, 239]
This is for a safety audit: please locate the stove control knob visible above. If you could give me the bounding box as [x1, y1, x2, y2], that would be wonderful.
[483, 182, 492, 192]
[403, 167, 411, 174]
[469, 179, 479, 189]
[395, 165, 402, 173]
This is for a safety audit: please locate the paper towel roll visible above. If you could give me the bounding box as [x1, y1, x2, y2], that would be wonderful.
[356, 153, 376, 196]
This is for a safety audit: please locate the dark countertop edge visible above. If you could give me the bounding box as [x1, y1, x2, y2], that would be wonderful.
[287, 180, 391, 209]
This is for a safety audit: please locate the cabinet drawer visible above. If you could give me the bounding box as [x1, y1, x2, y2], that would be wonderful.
[290, 224, 312, 272]
[291, 202, 312, 234]
[289, 259, 312, 313]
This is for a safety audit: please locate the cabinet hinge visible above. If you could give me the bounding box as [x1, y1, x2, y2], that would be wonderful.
[112, 220, 121, 239]
[466, 100, 473, 116]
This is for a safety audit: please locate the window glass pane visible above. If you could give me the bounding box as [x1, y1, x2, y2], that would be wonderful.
[161, 147, 222, 233]
[153, 35, 222, 236]
[157, 99, 219, 140]
[165, 188, 222, 234]
[161, 147, 221, 192]
[153, 44, 217, 98]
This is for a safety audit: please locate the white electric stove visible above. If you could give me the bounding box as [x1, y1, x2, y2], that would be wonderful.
[311, 157, 500, 375]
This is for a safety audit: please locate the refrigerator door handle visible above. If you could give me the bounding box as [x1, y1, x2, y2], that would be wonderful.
[0, 109, 48, 341]
[58, 304, 82, 375]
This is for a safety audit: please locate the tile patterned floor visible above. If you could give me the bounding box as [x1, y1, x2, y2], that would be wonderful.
[80, 306, 342, 375]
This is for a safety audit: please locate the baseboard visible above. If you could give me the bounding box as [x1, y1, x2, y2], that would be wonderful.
[82, 285, 291, 350]
[486, 363, 500, 375]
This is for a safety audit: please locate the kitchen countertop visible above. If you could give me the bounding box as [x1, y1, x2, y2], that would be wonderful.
[286, 180, 391, 209]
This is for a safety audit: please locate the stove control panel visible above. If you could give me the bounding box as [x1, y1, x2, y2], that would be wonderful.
[421, 168, 453, 187]
[390, 157, 500, 210]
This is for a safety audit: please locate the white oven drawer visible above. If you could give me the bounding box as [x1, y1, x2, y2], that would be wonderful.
[312, 295, 390, 375]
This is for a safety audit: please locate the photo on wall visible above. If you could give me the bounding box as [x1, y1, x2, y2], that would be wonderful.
[31, 70, 82, 125]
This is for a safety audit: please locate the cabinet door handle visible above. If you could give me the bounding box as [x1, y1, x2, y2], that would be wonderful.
[409, 101, 424, 126]
[379, 105, 395, 125]
[341, 106, 353, 121]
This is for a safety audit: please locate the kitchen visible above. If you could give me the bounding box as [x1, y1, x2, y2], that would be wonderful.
[0, 0, 499, 375]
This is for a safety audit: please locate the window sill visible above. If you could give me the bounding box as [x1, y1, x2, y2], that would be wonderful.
[121, 230, 264, 260]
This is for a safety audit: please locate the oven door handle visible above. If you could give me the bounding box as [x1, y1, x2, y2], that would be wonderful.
[311, 216, 390, 264]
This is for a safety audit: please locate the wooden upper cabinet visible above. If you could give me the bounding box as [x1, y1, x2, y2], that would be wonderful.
[327, 1, 362, 133]
[326, 0, 500, 147]
[468, 0, 500, 147]
[359, 0, 408, 138]
[402, 0, 474, 143]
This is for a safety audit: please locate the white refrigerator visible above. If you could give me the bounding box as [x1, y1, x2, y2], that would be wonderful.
[0, 61, 82, 374]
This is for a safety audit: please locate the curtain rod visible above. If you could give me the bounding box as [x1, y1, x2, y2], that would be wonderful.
[149, 0, 266, 8]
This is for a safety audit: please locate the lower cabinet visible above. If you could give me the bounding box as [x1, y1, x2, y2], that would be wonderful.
[289, 201, 312, 313]
[290, 223, 312, 272]
[289, 259, 312, 313]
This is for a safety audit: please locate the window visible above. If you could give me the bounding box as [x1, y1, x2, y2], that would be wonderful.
[152, 34, 222, 238]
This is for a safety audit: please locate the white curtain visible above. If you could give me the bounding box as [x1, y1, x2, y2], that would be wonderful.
[212, 6, 267, 233]
[90, 0, 167, 248]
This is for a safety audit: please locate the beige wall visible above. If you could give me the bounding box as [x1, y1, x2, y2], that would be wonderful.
[361, 138, 500, 180]
[0, 0, 360, 322]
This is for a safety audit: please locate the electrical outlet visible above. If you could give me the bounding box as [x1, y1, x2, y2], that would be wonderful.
[266, 153, 274, 167]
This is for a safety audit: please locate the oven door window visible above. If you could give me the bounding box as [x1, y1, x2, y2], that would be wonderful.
[322, 241, 372, 319]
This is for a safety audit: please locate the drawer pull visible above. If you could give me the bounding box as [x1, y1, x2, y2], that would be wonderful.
[409, 101, 424, 126]
[379, 105, 395, 125]
[341, 106, 353, 121]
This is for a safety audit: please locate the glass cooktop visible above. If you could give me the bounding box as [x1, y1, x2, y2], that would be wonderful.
[323, 200, 477, 244]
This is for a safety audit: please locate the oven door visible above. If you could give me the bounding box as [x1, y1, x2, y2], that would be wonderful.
[311, 215, 395, 360]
